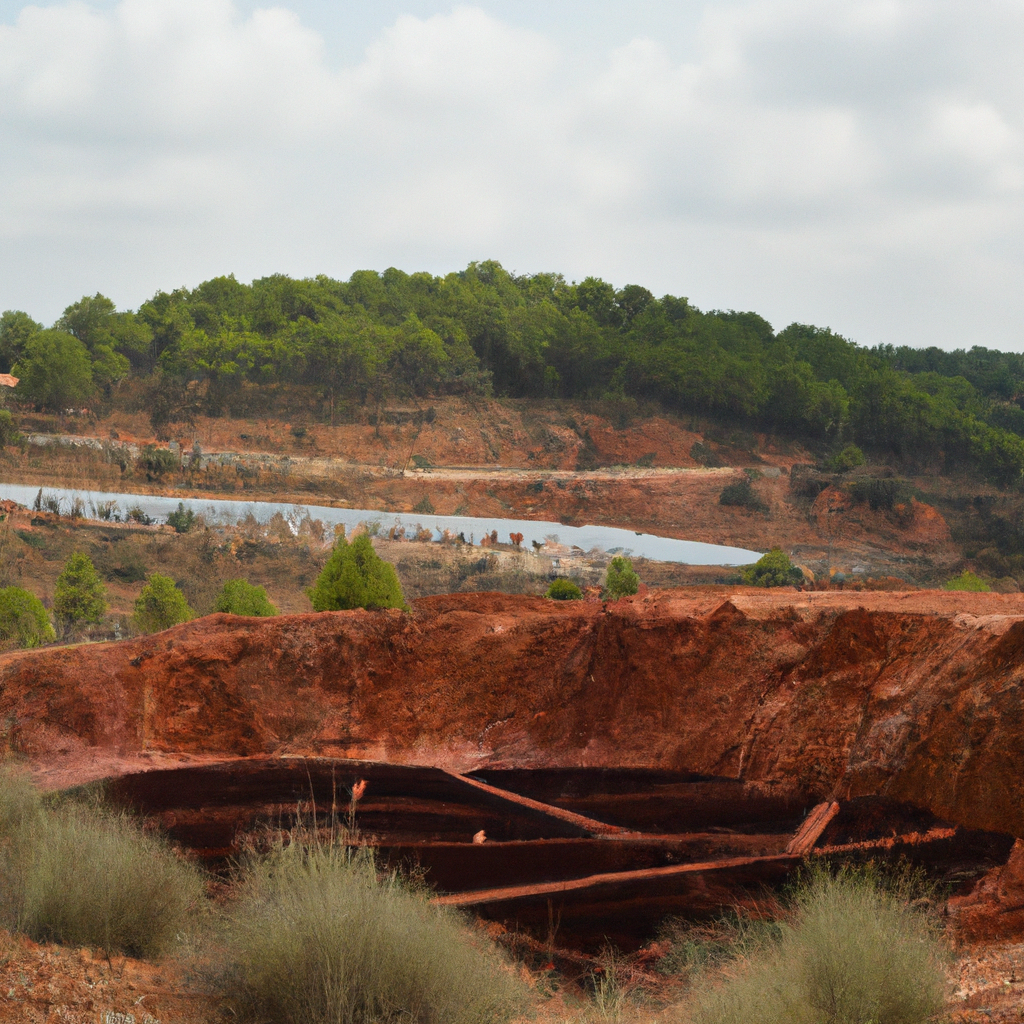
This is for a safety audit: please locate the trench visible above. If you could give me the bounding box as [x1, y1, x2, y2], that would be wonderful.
[92, 756, 1017, 951]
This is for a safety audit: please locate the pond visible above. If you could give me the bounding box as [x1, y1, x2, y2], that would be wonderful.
[0, 482, 763, 566]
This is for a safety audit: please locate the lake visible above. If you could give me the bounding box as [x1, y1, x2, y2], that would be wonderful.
[0, 482, 763, 566]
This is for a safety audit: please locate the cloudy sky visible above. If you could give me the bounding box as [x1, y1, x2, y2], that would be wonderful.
[1, 0, 1022, 350]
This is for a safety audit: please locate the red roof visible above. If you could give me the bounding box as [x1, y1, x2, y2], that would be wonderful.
[0, 374, 18, 387]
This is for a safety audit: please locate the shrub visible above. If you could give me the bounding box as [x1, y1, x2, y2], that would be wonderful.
[308, 534, 407, 612]
[140, 443, 178, 478]
[0, 587, 55, 649]
[846, 478, 913, 511]
[546, 578, 583, 600]
[690, 441, 723, 468]
[719, 477, 769, 513]
[166, 501, 196, 534]
[687, 867, 945, 1024]
[944, 570, 991, 592]
[742, 547, 804, 588]
[53, 552, 106, 637]
[214, 839, 527, 1024]
[823, 444, 865, 474]
[0, 768, 203, 958]
[216, 579, 278, 616]
[134, 573, 193, 633]
[412, 496, 435, 515]
[0, 409, 21, 449]
[604, 556, 640, 600]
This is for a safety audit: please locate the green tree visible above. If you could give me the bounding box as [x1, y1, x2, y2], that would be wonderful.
[134, 574, 193, 633]
[14, 331, 94, 413]
[604, 556, 639, 600]
[0, 310, 42, 373]
[743, 547, 805, 587]
[308, 533, 407, 611]
[215, 579, 278, 616]
[943, 570, 991, 592]
[0, 587, 55, 649]
[53, 553, 106, 637]
[546, 578, 583, 600]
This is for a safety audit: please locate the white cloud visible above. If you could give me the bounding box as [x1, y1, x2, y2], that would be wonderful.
[0, 0, 1023, 350]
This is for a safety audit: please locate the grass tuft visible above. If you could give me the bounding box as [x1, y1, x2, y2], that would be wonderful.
[212, 831, 529, 1024]
[0, 767, 204, 959]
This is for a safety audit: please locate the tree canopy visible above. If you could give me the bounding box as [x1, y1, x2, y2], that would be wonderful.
[308, 533, 407, 612]
[0, 587, 55, 649]
[10, 262, 1024, 484]
[603, 556, 640, 600]
[742, 548, 805, 588]
[134, 574, 193, 633]
[215, 579, 278, 616]
[53, 552, 106, 637]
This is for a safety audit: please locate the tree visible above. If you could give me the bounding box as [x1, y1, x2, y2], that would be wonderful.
[215, 579, 278, 616]
[0, 310, 41, 373]
[53, 552, 106, 637]
[134, 574, 193, 633]
[743, 547, 805, 588]
[604, 556, 639, 600]
[0, 410, 20, 449]
[308, 533, 407, 611]
[0, 587, 55, 649]
[14, 330, 94, 413]
[546, 578, 582, 600]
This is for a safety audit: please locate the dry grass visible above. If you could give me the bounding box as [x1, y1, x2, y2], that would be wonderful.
[210, 830, 529, 1024]
[0, 767, 205, 959]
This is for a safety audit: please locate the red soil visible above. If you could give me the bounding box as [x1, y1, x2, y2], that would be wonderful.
[3, 589, 1024, 840]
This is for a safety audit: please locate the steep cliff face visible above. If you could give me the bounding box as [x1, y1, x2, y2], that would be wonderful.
[2, 589, 1023, 837]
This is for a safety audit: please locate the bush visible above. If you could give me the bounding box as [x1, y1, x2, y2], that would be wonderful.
[166, 501, 196, 534]
[308, 534, 407, 612]
[0, 768, 203, 958]
[944, 570, 991, 592]
[0, 587, 55, 649]
[53, 552, 106, 637]
[687, 867, 945, 1024]
[823, 444, 865, 474]
[0, 409, 21, 449]
[742, 547, 804, 588]
[604, 556, 640, 600]
[846, 478, 913, 511]
[134, 573, 193, 633]
[719, 477, 769, 513]
[216, 579, 278, 616]
[140, 444, 179, 478]
[546, 578, 583, 600]
[214, 839, 527, 1024]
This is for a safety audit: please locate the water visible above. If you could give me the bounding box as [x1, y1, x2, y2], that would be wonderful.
[0, 482, 763, 566]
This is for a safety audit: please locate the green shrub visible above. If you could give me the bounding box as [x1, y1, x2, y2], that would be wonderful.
[412, 496, 435, 515]
[140, 444, 178, 478]
[742, 547, 804, 588]
[823, 444, 866, 474]
[53, 552, 106, 637]
[604, 556, 640, 600]
[134, 573, 193, 633]
[719, 477, 769, 513]
[216, 579, 278, 616]
[0, 409, 21, 449]
[943, 570, 991, 592]
[0, 768, 203, 958]
[166, 501, 196, 534]
[214, 839, 527, 1024]
[0, 587, 55, 649]
[309, 533, 407, 612]
[846, 478, 913, 511]
[546, 578, 583, 600]
[686, 868, 945, 1024]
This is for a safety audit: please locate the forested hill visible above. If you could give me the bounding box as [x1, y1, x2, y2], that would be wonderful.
[3, 260, 1024, 484]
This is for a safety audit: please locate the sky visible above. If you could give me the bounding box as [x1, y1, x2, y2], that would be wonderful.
[1, 0, 1022, 351]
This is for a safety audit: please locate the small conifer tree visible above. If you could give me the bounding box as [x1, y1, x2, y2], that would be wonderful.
[0, 587, 55, 649]
[53, 552, 106, 638]
[604, 556, 640, 600]
[308, 534, 407, 612]
[546, 578, 583, 600]
[215, 579, 278, 616]
[134, 574, 193, 633]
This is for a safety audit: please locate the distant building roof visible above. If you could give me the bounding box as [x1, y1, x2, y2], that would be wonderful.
[0, 374, 18, 387]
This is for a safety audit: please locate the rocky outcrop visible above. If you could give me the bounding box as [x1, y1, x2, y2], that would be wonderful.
[2, 589, 1024, 838]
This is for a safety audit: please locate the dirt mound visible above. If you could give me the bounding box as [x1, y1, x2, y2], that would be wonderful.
[3, 589, 1024, 840]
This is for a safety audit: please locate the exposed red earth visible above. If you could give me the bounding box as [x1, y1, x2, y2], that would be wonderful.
[2, 588, 1024, 949]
